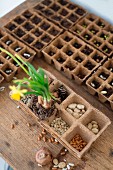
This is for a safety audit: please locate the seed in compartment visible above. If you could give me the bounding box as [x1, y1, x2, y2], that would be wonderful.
[13, 60, 19, 67]
[40, 22, 50, 30]
[24, 35, 34, 44]
[5, 55, 11, 60]
[84, 34, 91, 40]
[68, 14, 78, 22]
[23, 22, 34, 31]
[0, 60, 4, 66]
[82, 46, 93, 55]
[56, 56, 65, 64]
[102, 45, 112, 54]
[100, 33, 109, 40]
[41, 35, 51, 43]
[4, 67, 13, 74]
[101, 87, 113, 97]
[109, 39, 113, 45]
[33, 41, 44, 50]
[87, 121, 99, 134]
[23, 10, 33, 19]
[82, 23, 87, 28]
[74, 56, 83, 63]
[56, 43, 63, 49]
[14, 46, 22, 52]
[31, 16, 41, 25]
[14, 16, 25, 24]
[61, 19, 71, 29]
[76, 8, 85, 16]
[70, 134, 87, 152]
[65, 62, 75, 71]
[92, 54, 103, 63]
[5, 39, 13, 46]
[90, 80, 100, 89]
[90, 28, 98, 34]
[97, 21, 105, 28]
[73, 42, 82, 49]
[66, 50, 73, 56]
[99, 72, 109, 80]
[22, 52, 31, 59]
[93, 40, 101, 47]
[15, 28, 25, 38]
[48, 51, 55, 56]
[84, 61, 95, 70]
[66, 103, 86, 119]
[110, 80, 113, 86]
[50, 117, 69, 135]
[108, 66, 113, 72]
[6, 23, 16, 31]
[74, 28, 81, 34]
[50, 3, 60, 11]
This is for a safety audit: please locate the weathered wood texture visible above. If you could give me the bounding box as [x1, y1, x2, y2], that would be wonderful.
[0, 0, 113, 170]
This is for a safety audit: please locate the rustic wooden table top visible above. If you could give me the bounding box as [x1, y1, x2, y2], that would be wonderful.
[0, 0, 113, 170]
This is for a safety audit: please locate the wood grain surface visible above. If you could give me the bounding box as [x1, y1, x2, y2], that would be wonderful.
[0, 0, 113, 170]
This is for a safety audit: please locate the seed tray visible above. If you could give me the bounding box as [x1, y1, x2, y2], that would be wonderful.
[70, 13, 113, 57]
[42, 31, 107, 84]
[86, 59, 113, 110]
[33, 0, 87, 30]
[4, 9, 63, 56]
[19, 69, 111, 158]
[0, 29, 36, 82]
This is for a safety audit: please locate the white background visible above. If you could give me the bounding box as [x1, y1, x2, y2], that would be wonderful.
[0, 0, 113, 169]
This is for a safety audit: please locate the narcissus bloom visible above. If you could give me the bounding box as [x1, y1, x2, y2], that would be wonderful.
[9, 85, 27, 101]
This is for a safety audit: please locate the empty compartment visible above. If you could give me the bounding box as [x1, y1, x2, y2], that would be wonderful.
[61, 31, 73, 42]
[41, 33, 52, 43]
[81, 109, 111, 136]
[1, 63, 17, 82]
[14, 28, 25, 38]
[14, 16, 26, 25]
[53, 52, 67, 71]
[86, 13, 98, 22]
[62, 93, 89, 120]
[83, 59, 97, 71]
[23, 34, 35, 44]
[22, 10, 33, 19]
[68, 13, 78, 23]
[73, 65, 90, 84]
[109, 95, 113, 110]
[43, 45, 57, 64]
[0, 30, 5, 39]
[22, 21, 34, 31]
[52, 38, 65, 49]
[71, 38, 82, 49]
[50, 3, 61, 12]
[0, 55, 6, 68]
[49, 109, 72, 136]
[33, 40, 44, 50]
[32, 28, 43, 37]
[40, 20, 51, 31]
[75, 7, 86, 16]
[48, 26, 60, 37]
[91, 51, 106, 63]
[86, 76, 102, 95]
[30, 15, 42, 25]
[5, 22, 17, 31]
[64, 124, 93, 158]
[63, 58, 77, 79]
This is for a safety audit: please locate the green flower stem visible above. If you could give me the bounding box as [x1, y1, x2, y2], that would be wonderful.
[0, 47, 29, 75]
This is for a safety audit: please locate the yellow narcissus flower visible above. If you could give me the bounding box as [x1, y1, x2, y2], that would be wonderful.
[9, 85, 27, 101]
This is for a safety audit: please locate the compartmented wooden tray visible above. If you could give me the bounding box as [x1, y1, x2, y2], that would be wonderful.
[33, 0, 87, 30]
[70, 13, 113, 57]
[0, 29, 36, 82]
[86, 58, 113, 110]
[42, 31, 107, 84]
[4, 9, 63, 57]
[19, 69, 111, 158]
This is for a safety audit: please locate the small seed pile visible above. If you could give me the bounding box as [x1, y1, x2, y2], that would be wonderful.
[70, 134, 87, 152]
[66, 103, 86, 119]
[50, 117, 69, 135]
[52, 158, 75, 170]
[87, 121, 99, 134]
[37, 128, 59, 144]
